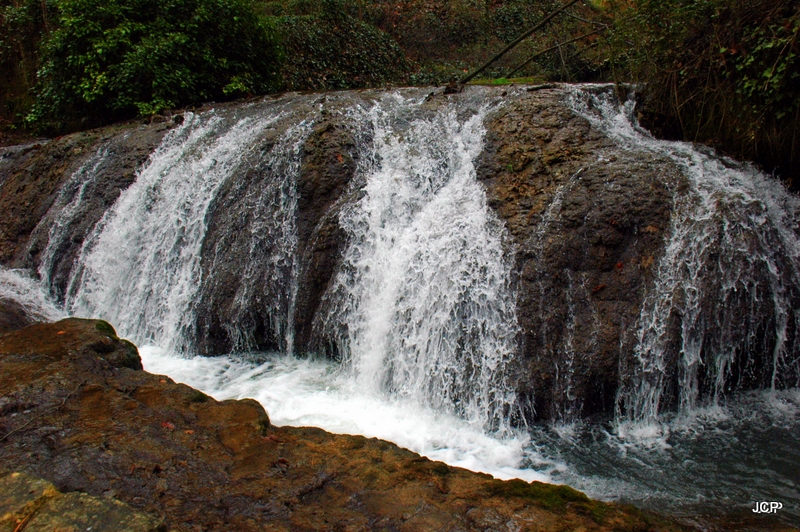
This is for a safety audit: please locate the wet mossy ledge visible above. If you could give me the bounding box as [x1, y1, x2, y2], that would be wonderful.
[0, 317, 690, 531]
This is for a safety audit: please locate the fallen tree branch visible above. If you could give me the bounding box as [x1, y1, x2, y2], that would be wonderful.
[507, 30, 601, 79]
[460, 0, 582, 85]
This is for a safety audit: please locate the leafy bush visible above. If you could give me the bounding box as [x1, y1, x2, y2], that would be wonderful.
[278, 0, 408, 90]
[27, 0, 281, 131]
[607, 0, 800, 184]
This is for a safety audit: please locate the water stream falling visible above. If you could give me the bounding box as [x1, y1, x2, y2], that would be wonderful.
[318, 91, 520, 432]
[65, 100, 312, 353]
[567, 86, 800, 430]
[1, 85, 799, 527]
[37, 143, 113, 295]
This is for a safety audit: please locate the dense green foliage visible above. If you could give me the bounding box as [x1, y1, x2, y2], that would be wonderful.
[607, 0, 800, 183]
[1, 0, 798, 183]
[273, 0, 408, 90]
[0, 0, 282, 132]
[27, 0, 281, 130]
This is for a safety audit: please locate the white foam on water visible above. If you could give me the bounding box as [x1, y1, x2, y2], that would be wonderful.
[0, 266, 65, 322]
[140, 345, 555, 483]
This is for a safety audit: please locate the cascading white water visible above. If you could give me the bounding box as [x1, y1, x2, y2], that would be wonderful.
[320, 91, 521, 431]
[0, 266, 65, 323]
[36, 144, 112, 294]
[65, 103, 309, 352]
[67, 112, 268, 349]
[568, 85, 800, 426]
[35, 88, 524, 440]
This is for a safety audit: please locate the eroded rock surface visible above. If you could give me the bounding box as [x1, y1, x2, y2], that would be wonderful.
[0, 319, 686, 531]
[475, 89, 684, 419]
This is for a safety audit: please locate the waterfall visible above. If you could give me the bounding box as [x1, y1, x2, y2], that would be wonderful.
[36, 143, 113, 297]
[46, 88, 521, 432]
[0, 266, 65, 323]
[568, 86, 800, 425]
[319, 90, 521, 431]
[65, 99, 313, 353]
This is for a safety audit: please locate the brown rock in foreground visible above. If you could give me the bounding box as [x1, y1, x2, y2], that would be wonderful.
[0, 471, 163, 531]
[0, 318, 686, 531]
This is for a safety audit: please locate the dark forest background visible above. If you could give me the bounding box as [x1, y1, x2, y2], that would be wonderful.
[2, 0, 798, 185]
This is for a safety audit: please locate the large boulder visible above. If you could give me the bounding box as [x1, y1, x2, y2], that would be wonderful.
[476, 89, 683, 420]
[0, 299, 37, 335]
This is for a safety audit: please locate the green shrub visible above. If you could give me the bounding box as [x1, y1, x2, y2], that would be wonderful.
[278, 0, 408, 91]
[27, 0, 281, 131]
[607, 0, 800, 185]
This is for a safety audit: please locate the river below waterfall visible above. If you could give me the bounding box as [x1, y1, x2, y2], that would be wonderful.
[139, 346, 800, 528]
[1, 84, 799, 529]
[3, 267, 798, 528]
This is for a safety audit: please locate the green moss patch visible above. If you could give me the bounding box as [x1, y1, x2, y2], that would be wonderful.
[485, 479, 590, 512]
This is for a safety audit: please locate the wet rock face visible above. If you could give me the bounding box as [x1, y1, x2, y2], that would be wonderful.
[0, 122, 172, 299]
[0, 319, 680, 531]
[0, 299, 37, 335]
[476, 91, 683, 420]
[0, 88, 721, 422]
[192, 108, 366, 356]
[293, 121, 366, 357]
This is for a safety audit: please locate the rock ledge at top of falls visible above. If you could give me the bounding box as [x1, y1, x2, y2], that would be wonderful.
[0, 317, 689, 532]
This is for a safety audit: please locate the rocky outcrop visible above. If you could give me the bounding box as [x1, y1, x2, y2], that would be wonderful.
[0, 318, 685, 531]
[0, 471, 163, 531]
[0, 299, 36, 335]
[2, 86, 792, 421]
[0, 88, 687, 421]
[475, 89, 683, 420]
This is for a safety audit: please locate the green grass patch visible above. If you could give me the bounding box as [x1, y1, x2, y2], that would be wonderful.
[467, 76, 545, 85]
